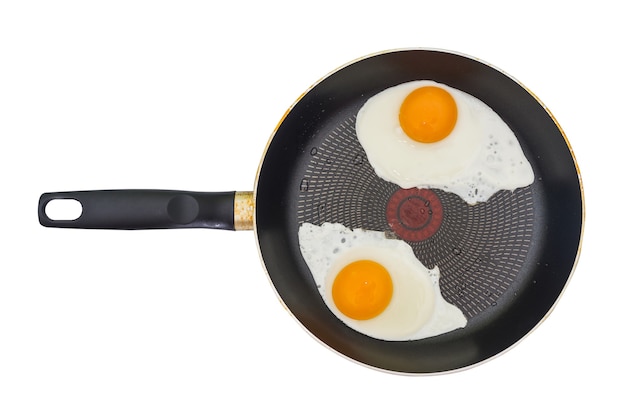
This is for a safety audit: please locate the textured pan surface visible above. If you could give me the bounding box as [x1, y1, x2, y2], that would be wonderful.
[296, 115, 535, 319]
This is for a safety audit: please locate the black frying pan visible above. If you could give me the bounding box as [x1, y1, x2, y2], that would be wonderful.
[38, 49, 584, 374]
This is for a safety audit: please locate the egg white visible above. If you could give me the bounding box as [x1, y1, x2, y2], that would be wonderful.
[298, 222, 467, 341]
[355, 80, 534, 204]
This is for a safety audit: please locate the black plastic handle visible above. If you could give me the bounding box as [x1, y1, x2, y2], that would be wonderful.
[38, 190, 236, 230]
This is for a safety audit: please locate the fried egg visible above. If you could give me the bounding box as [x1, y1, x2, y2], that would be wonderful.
[298, 222, 467, 341]
[355, 80, 534, 204]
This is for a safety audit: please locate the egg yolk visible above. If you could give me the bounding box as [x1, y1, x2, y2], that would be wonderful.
[399, 86, 458, 143]
[332, 260, 393, 320]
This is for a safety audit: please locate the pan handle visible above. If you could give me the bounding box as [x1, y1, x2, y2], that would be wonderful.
[38, 190, 254, 231]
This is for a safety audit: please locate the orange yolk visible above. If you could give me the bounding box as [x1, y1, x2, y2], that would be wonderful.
[398, 86, 458, 143]
[332, 260, 393, 320]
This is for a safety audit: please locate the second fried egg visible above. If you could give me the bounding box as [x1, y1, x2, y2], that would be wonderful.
[298, 222, 467, 341]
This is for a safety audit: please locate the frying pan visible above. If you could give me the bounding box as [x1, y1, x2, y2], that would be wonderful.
[38, 49, 584, 374]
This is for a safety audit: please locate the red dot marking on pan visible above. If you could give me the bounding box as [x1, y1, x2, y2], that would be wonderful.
[386, 188, 443, 242]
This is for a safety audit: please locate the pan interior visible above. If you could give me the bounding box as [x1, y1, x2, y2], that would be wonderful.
[255, 50, 582, 373]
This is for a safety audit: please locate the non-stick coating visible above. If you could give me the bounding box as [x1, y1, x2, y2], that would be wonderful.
[254, 50, 582, 373]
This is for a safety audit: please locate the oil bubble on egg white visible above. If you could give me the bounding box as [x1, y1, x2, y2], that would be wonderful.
[355, 80, 534, 205]
[298, 222, 467, 341]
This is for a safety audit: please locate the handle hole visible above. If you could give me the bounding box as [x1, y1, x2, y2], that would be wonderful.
[45, 199, 83, 221]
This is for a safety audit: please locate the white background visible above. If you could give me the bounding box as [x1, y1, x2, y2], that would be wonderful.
[0, 1, 621, 417]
